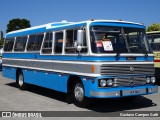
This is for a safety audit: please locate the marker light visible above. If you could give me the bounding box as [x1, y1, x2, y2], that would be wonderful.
[91, 65, 95, 73]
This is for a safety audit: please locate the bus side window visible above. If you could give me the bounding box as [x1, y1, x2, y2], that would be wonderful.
[65, 29, 88, 54]
[4, 37, 15, 52]
[14, 36, 27, 51]
[54, 32, 63, 53]
[34, 34, 44, 51]
[27, 34, 44, 51]
[65, 30, 77, 53]
[27, 35, 36, 51]
[42, 32, 53, 54]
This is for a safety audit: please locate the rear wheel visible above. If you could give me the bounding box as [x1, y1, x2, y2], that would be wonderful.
[73, 81, 90, 107]
[16, 71, 26, 90]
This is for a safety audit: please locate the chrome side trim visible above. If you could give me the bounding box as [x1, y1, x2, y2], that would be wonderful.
[90, 91, 120, 97]
[2, 58, 154, 65]
[120, 53, 154, 57]
[3, 64, 100, 77]
[148, 86, 158, 93]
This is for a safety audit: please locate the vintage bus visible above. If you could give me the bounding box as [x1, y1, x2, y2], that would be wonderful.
[2, 20, 158, 107]
[146, 31, 160, 85]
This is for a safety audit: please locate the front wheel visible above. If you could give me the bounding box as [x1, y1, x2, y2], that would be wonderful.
[16, 71, 26, 90]
[73, 81, 91, 107]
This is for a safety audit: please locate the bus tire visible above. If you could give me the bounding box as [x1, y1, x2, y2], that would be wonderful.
[16, 71, 26, 90]
[72, 80, 91, 107]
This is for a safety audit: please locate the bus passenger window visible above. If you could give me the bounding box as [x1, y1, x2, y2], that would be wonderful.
[65, 30, 77, 53]
[34, 34, 44, 51]
[27, 34, 44, 51]
[65, 29, 87, 54]
[4, 37, 15, 51]
[42, 32, 53, 54]
[54, 32, 63, 53]
[14, 36, 27, 51]
[27, 35, 36, 51]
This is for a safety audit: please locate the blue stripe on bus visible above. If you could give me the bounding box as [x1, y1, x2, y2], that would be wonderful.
[90, 22, 145, 29]
[6, 27, 46, 38]
[2, 53, 153, 61]
[2, 53, 116, 61]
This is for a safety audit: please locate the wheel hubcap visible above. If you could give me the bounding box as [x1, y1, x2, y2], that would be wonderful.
[74, 83, 84, 102]
[19, 74, 23, 87]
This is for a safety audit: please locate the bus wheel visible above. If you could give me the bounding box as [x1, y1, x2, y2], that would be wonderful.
[73, 81, 90, 107]
[16, 71, 26, 90]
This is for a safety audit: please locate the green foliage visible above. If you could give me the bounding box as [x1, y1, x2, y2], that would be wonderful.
[6, 18, 31, 33]
[146, 23, 160, 32]
[0, 38, 4, 46]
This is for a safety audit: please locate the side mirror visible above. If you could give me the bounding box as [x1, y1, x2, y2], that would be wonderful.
[76, 30, 84, 52]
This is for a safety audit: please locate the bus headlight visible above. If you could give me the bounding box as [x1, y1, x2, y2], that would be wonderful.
[151, 77, 156, 83]
[146, 77, 151, 83]
[99, 79, 107, 87]
[107, 79, 113, 86]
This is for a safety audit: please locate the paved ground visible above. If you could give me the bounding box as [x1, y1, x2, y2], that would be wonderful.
[0, 72, 159, 120]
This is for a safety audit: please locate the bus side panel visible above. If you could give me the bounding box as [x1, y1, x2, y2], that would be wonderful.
[22, 69, 68, 93]
[2, 67, 16, 80]
[81, 77, 95, 97]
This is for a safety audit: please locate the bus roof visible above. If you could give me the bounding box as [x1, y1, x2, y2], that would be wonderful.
[5, 20, 145, 38]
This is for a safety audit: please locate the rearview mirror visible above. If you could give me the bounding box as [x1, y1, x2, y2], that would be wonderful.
[76, 30, 84, 52]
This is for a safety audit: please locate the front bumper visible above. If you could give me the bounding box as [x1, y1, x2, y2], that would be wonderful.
[90, 85, 158, 98]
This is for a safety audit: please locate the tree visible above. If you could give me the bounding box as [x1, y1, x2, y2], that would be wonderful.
[6, 18, 31, 33]
[0, 38, 4, 46]
[146, 23, 160, 32]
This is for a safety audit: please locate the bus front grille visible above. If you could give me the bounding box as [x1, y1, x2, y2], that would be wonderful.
[113, 77, 146, 87]
[101, 64, 154, 76]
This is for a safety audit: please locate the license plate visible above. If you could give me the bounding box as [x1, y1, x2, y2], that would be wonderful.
[128, 90, 140, 94]
[122, 89, 146, 96]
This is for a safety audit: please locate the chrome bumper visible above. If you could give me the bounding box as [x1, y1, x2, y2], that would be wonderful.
[90, 85, 158, 98]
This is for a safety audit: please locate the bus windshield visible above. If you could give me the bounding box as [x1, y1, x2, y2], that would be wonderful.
[90, 26, 152, 54]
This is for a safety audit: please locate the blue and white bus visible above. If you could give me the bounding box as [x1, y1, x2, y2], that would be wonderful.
[2, 20, 158, 107]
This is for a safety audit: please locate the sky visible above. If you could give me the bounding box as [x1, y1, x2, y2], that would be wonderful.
[0, 0, 160, 35]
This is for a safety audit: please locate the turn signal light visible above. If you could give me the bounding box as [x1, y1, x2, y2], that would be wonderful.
[91, 65, 95, 73]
